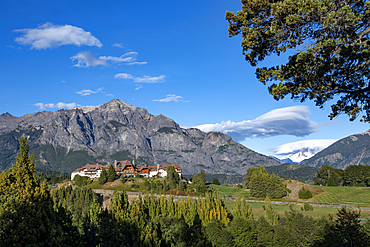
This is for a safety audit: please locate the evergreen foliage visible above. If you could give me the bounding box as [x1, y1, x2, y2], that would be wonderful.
[212, 177, 221, 185]
[108, 165, 116, 182]
[74, 174, 92, 187]
[244, 167, 287, 198]
[298, 186, 313, 199]
[314, 164, 370, 187]
[166, 165, 180, 187]
[99, 168, 108, 185]
[0, 137, 68, 246]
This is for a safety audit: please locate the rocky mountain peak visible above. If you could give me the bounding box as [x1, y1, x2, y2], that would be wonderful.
[0, 99, 281, 174]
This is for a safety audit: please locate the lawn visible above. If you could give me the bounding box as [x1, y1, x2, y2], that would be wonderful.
[208, 184, 251, 198]
[310, 186, 370, 206]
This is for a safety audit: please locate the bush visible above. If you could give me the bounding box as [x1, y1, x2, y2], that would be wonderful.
[73, 175, 92, 187]
[212, 178, 221, 185]
[301, 202, 313, 211]
[237, 184, 243, 188]
[131, 184, 139, 189]
[120, 176, 126, 184]
[298, 186, 313, 199]
[286, 188, 292, 193]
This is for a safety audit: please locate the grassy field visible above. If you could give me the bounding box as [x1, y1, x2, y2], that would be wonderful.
[223, 199, 370, 221]
[310, 186, 370, 206]
[209, 184, 370, 220]
[208, 184, 251, 198]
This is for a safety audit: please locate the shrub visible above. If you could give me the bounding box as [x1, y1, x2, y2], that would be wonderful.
[131, 184, 139, 189]
[212, 178, 221, 185]
[301, 202, 313, 211]
[73, 175, 92, 187]
[286, 188, 292, 193]
[298, 186, 313, 199]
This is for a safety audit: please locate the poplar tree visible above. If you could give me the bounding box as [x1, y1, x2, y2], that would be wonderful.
[200, 169, 207, 184]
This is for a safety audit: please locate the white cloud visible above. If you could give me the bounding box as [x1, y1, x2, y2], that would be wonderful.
[70, 51, 107, 68]
[112, 43, 124, 48]
[114, 73, 134, 80]
[273, 139, 338, 156]
[76, 87, 103, 96]
[99, 52, 138, 63]
[71, 51, 146, 68]
[133, 75, 166, 83]
[115, 73, 166, 84]
[14, 22, 102, 50]
[127, 61, 148, 65]
[194, 106, 319, 141]
[34, 102, 79, 110]
[135, 85, 143, 91]
[153, 94, 189, 103]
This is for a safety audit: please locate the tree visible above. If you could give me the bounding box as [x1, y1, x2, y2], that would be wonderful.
[0, 137, 65, 246]
[314, 165, 343, 186]
[108, 165, 116, 182]
[212, 178, 221, 185]
[226, 1, 370, 122]
[264, 196, 278, 226]
[319, 208, 370, 246]
[192, 174, 201, 185]
[99, 168, 108, 185]
[166, 165, 180, 187]
[298, 186, 313, 200]
[200, 169, 207, 184]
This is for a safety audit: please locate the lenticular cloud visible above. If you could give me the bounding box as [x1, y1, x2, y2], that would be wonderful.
[194, 106, 319, 141]
[14, 23, 102, 50]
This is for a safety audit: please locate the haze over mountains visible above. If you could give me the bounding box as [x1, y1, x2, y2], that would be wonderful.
[0, 99, 281, 175]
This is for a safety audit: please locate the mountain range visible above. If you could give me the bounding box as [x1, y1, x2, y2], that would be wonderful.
[300, 129, 370, 169]
[0, 99, 281, 175]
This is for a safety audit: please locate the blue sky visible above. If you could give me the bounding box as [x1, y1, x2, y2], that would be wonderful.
[1, 0, 369, 159]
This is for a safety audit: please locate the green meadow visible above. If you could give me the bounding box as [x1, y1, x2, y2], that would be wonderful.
[311, 186, 370, 206]
[210, 184, 370, 220]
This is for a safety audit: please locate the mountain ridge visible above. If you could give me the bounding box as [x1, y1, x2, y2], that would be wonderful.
[300, 129, 370, 169]
[0, 99, 281, 175]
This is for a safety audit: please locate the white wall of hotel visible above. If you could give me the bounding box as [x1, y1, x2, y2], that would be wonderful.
[71, 169, 102, 180]
[148, 168, 182, 178]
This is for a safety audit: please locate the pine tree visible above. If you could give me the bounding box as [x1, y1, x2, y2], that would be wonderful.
[108, 165, 116, 182]
[99, 168, 108, 185]
[0, 137, 66, 246]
